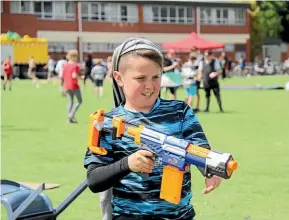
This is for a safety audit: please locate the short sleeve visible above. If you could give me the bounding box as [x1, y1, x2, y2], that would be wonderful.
[74, 64, 80, 74]
[181, 105, 210, 146]
[214, 59, 221, 71]
[84, 132, 115, 168]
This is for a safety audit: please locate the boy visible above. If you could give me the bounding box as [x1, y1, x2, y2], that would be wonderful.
[84, 38, 221, 220]
[182, 55, 197, 110]
[62, 50, 82, 123]
[91, 59, 106, 97]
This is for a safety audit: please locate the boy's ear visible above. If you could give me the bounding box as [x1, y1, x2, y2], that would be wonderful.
[113, 71, 124, 87]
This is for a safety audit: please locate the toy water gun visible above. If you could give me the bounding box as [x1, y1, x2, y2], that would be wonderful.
[87, 109, 238, 204]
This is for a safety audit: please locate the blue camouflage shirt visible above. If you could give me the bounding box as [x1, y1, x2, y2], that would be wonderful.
[84, 98, 209, 218]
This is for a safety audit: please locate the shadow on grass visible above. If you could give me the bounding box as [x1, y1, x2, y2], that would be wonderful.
[1, 125, 48, 132]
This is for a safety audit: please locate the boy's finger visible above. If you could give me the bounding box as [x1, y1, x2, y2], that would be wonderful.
[139, 150, 154, 157]
[203, 186, 214, 194]
[141, 156, 155, 166]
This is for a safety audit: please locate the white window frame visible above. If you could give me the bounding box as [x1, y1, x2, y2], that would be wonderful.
[143, 5, 194, 24]
[82, 43, 121, 52]
[200, 7, 245, 26]
[10, 1, 75, 20]
[81, 2, 138, 23]
[48, 42, 77, 53]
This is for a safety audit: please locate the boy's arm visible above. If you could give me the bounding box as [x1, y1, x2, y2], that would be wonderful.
[84, 130, 131, 193]
[87, 157, 131, 193]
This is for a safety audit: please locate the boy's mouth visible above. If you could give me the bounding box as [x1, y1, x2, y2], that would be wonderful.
[141, 92, 153, 97]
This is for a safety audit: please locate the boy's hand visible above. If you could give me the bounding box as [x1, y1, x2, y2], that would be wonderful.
[128, 150, 155, 173]
[203, 176, 222, 194]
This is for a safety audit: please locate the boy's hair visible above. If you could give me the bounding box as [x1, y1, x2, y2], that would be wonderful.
[119, 49, 163, 71]
[94, 58, 102, 65]
[67, 49, 78, 61]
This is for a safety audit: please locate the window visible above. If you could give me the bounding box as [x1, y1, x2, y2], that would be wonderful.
[82, 43, 120, 52]
[216, 8, 229, 24]
[81, 2, 138, 23]
[200, 8, 212, 24]
[200, 7, 245, 25]
[10, 1, 75, 20]
[48, 42, 77, 53]
[143, 5, 194, 24]
[235, 8, 245, 25]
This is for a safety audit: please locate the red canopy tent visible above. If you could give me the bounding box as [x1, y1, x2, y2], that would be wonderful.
[162, 32, 225, 51]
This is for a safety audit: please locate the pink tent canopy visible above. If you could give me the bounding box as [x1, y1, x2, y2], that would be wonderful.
[162, 32, 225, 51]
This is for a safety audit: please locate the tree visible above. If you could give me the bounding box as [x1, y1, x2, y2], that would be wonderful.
[248, 1, 289, 61]
[279, 1, 289, 43]
[259, 1, 289, 38]
[248, 1, 264, 61]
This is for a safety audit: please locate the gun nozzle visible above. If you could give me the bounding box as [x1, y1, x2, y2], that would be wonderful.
[227, 160, 238, 172]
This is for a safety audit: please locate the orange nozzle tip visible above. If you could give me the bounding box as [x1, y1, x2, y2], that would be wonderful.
[228, 161, 238, 171]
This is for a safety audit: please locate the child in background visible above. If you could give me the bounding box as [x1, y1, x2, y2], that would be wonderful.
[182, 55, 197, 110]
[91, 59, 106, 97]
[62, 50, 82, 123]
[2, 56, 13, 91]
[84, 38, 221, 220]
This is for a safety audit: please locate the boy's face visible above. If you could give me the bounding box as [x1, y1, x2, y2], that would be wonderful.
[114, 55, 162, 112]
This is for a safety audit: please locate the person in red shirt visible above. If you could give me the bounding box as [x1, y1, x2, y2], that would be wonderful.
[62, 50, 83, 123]
[2, 56, 13, 91]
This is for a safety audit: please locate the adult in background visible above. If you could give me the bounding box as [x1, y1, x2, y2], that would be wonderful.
[91, 59, 106, 97]
[62, 50, 82, 123]
[83, 54, 94, 86]
[2, 56, 13, 91]
[198, 51, 224, 113]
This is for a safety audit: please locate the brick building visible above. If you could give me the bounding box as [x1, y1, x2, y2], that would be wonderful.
[2, 0, 255, 62]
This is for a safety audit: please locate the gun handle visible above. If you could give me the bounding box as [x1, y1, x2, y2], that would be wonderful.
[160, 165, 184, 204]
[87, 110, 107, 155]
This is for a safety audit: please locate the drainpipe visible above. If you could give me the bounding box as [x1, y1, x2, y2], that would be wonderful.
[77, 1, 83, 63]
[196, 6, 200, 35]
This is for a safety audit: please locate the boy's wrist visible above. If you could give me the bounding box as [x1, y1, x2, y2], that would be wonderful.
[121, 156, 131, 173]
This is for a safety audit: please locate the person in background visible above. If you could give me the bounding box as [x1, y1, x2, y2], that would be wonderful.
[2, 56, 13, 91]
[219, 52, 227, 79]
[163, 49, 180, 100]
[182, 55, 197, 110]
[106, 56, 113, 80]
[198, 51, 224, 113]
[27, 56, 39, 88]
[55, 56, 68, 96]
[84, 54, 94, 86]
[91, 58, 107, 97]
[194, 49, 203, 113]
[62, 50, 82, 123]
[44, 55, 55, 81]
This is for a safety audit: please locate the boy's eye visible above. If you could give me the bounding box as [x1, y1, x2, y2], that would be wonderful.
[153, 75, 160, 79]
[135, 76, 145, 80]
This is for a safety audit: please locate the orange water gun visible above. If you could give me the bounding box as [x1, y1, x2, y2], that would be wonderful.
[87, 109, 238, 205]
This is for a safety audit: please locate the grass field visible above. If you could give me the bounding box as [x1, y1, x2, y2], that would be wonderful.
[1, 75, 289, 220]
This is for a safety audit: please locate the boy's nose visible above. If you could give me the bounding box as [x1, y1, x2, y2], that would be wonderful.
[144, 81, 154, 89]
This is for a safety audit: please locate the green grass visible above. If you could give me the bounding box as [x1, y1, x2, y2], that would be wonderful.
[1, 75, 289, 220]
